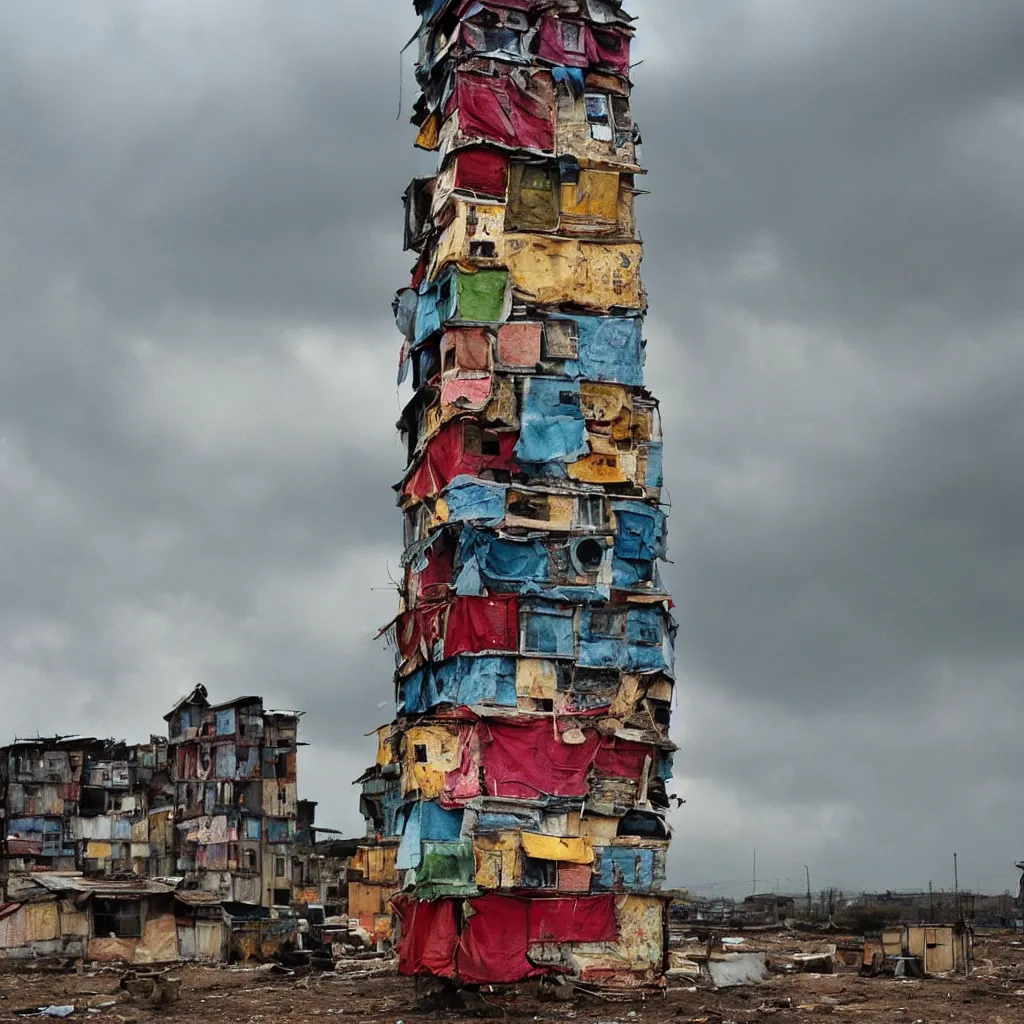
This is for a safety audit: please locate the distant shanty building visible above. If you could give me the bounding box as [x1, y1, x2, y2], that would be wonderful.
[161, 685, 302, 907]
[0, 686, 353, 963]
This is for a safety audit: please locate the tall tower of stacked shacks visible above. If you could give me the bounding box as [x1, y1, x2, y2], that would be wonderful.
[356, 0, 677, 992]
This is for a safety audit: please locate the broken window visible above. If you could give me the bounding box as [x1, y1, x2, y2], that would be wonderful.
[465, 423, 502, 457]
[649, 700, 672, 727]
[543, 320, 579, 360]
[92, 898, 142, 939]
[589, 610, 625, 639]
[464, 422, 503, 456]
[508, 491, 551, 522]
[523, 856, 558, 889]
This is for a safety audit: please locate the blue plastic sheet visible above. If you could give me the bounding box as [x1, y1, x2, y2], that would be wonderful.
[515, 378, 589, 464]
[556, 314, 646, 386]
[551, 66, 585, 97]
[457, 527, 548, 588]
[443, 476, 507, 524]
[398, 800, 465, 870]
[612, 500, 666, 588]
[400, 656, 518, 714]
[522, 604, 576, 656]
[646, 442, 664, 488]
[578, 607, 674, 674]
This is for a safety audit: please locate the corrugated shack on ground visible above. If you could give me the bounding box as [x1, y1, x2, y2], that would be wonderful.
[0, 875, 179, 963]
[354, 0, 678, 993]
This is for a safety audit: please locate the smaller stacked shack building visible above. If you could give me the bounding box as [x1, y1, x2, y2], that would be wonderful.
[0, 687, 350, 964]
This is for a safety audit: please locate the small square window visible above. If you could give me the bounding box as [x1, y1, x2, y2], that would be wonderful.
[589, 610, 625, 639]
[469, 240, 497, 258]
[481, 432, 501, 457]
[584, 93, 611, 126]
[635, 621, 662, 645]
[543, 321, 579, 360]
[562, 22, 586, 55]
[576, 495, 606, 529]
[414, 744, 429, 763]
[523, 857, 558, 889]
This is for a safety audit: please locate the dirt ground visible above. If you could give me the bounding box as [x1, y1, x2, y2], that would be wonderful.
[2, 932, 1024, 1024]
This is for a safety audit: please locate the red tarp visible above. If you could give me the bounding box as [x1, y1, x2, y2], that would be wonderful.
[453, 147, 510, 197]
[459, 894, 544, 984]
[535, 19, 631, 77]
[593, 738, 657, 780]
[527, 895, 618, 944]
[393, 893, 618, 983]
[418, 539, 455, 596]
[393, 895, 459, 977]
[397, 601, 448, 668]
[477, 717, 601, 799]
[445, 594, 519, 656]
[448, 69, 555, 152]
[404, 421, 519, 503]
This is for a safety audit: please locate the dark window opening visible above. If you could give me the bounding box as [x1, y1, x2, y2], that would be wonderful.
[275, 752, 289, 778]
[534, 699, 554, 713]
[559, 390, 580, 407]
[508, 492, 551, 521]
[443, 346, 457, 371]
[79, 787, 105, 815]
[469, 240, 497, 258]
[611, 96, 633, 130]
[523, 857, 558, 889]
[273, 889, 290, 906]
[414, 744, 429, 763]
[573, 537, 605, 574]
[93, 898, 142, 939]
[576, 495, 605, 528]
[481, 433, 501, 457]
[593, 30, 622, 52]
[650, 702, 672, 727]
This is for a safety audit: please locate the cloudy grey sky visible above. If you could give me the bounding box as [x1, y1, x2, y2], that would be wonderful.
[2, 0, 1023, 898]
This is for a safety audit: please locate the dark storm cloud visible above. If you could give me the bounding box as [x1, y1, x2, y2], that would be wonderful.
[1, 0, 1022, 892]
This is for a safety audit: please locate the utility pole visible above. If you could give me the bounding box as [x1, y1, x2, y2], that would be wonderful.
[805, 866, 812, 918]
[954, 853, 960, 921]
[929, 880, 934, 921]
[752, 849, 757, 896]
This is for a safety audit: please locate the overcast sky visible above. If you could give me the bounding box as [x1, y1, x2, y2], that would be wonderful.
[2, 0, 1023, 898]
